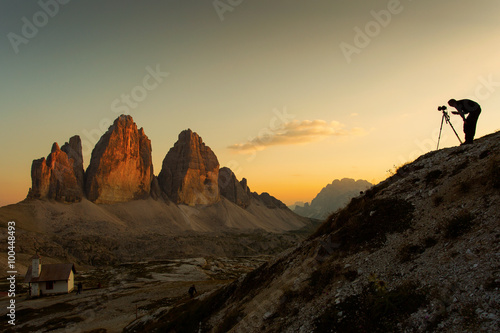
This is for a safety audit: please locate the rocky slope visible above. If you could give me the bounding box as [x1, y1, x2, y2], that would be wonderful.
[294, 178, 372, 219]
[85, 115, 154, 203]
[61, 135, 85, 191]
[131, 131, 500, 332]
[0, 196, 312, 272]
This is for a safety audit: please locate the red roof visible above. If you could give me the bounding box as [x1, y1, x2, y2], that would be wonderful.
[24, 263, 76, 283]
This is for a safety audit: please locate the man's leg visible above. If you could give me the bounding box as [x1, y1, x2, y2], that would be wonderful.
[464, 119, 471, 144]
[465, 111, 480, 144]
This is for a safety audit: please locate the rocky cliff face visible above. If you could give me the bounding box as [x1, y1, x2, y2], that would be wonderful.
[218, 167, 251, 208]
[28, 138, 84, 202]
[85, 115, 153, 203]
[158, 129, 219, 205]
[61, 136, 85, 190]
[218, 167, 290, 210]
[26, 116, 291, 210]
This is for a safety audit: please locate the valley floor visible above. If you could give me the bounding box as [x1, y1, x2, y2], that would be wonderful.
[0, 256, 270, 333]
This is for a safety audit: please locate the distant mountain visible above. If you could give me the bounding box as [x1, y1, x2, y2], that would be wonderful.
[294, 178, 372, 219]
[0, 115, 311, 269]
[288, 201, 305, 211]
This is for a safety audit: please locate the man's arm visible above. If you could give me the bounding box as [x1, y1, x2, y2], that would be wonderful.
[451, 102, 466, 120]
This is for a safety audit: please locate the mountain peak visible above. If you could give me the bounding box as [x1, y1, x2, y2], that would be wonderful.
[51, 142, 60, 153]
[294, 178, 372, 219]
[158, 130, 220, 205]
[117, 114, 133, 123]
[85, 115, 153, 203]
[24, 115, 296, 217]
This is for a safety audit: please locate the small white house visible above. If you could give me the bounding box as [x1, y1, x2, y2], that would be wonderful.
[24, 255, 76, 296]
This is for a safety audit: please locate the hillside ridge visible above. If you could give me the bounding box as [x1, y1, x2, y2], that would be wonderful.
[129, 131, 500, 332]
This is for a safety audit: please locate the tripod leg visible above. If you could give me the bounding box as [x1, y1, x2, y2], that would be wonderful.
[437, 114, 445, 150]
[446, 118, 463, 145]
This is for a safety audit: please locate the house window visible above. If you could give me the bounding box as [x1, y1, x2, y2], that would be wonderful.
[46, 281, 54, 290]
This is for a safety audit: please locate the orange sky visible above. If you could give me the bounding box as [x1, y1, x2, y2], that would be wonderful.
[1, 1, 499, 207]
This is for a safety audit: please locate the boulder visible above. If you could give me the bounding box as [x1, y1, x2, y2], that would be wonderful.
[85, 115, 153, 203]
[158, 129, 219, 205]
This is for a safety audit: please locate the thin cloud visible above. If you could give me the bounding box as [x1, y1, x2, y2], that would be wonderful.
[228, 119, 365, 153]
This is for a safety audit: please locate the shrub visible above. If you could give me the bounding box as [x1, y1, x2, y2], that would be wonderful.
[424, 237, 438, 248]
[311, 195, 414, 254]
[343, 270, 358, 282]
[444, 211, 475, 238]
[460, 302, 480, 330]
[458, 181, 471, 194]
[364, 182, 390, 199]
[451, 160, 469, 176]
[333, 198, 414, 253]
[490, 158, 500, 189]
[484, 276, 500, 291]
[479, 149, 491, 159]
[425, 169, 443, 184]
[398, 244, 425, 263]
[275, 289, 301, 319]
[308, 263, 342, 294]
[314, 281, 428, 332]
[432, 195, 444, 207]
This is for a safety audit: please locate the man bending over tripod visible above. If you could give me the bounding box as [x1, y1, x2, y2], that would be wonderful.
[448, 99, 481, 145]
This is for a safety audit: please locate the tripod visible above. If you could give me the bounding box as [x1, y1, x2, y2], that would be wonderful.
[437, 106, 462, 149]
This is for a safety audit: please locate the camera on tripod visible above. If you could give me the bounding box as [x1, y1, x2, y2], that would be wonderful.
[436, 104, 462, 149]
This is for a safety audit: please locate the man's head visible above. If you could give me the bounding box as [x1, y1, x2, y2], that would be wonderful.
[448, 99, 457, 107]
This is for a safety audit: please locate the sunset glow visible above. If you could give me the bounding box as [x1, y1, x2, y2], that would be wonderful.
[1, 1, 499, 207]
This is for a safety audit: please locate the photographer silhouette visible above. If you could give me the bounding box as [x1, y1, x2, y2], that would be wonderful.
[448, 99, 481, 145]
